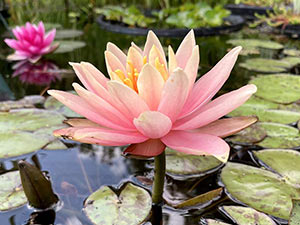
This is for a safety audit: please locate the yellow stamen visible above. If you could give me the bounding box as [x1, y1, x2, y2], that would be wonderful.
[143, 56, 147, 65]
[155, 57, 168, 81]
[114, 69, 126, 80]
[123, 78, 134, 90]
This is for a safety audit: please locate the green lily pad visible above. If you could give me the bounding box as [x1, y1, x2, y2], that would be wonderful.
[55, 29, 83, 39]
[54, 41, 86, 53]
[281, 57, 300, 67]
[290, 199, 300, 225]
[83, 183, 151, 225]
[0, 171, 27, 211]
[250, 74, 300, 104]
[0, 95, 45, 111]
[220, 206, 276, 225]
[203, 219, 230, 225]
[254, 149, 300, 188]
[240, 59, 291, 73]
[44, 95, 82, 118]
[44, 139, 67, 150]
[44, 23, 63, 30]
[259, 136, 300, 149]
[165, 148, 222, 178]
[221, 162, 300, 220]
[227, 39, 283, 50]
[284, 49, 300, 57]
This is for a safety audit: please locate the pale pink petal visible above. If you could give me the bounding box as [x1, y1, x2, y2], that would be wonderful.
[53, 127, 147, 145]
[176, 30, 196, 69]
[73, 83, 135, 130]
[148, 45, 168, 81]
[107, 42, 127, 66]
[143, 30, 166, 65]
[174, 84, 257, 130]
[107, 81, 149, 118]
[127, 46, 143, 72]
[158, 69, 189, 122]
[131, 42, 143, 55]
[180, 46, 242, 117]
[44, 29, 56, 46]
[133, 111, 172, 139]
[47, 90, 129, 129]
[64, 118, 102, 128]
[191, 116, 258, 138]
[105, 50, 126, 79]
[124, 139, 165, 157]
[161, 130, 230, 162]
[184, 45, 199, 92]
[168, 46, 177, 74]
[137, 64, 164, 110]
[80, 62, 108, 88]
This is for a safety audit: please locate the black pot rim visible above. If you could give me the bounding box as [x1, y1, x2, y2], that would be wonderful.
[96, 15, 245, 37]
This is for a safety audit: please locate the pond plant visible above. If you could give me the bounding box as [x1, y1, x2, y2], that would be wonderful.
[47, 29, 257, 218]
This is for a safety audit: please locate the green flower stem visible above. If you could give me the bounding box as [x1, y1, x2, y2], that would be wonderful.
[152, 150, 166, 205]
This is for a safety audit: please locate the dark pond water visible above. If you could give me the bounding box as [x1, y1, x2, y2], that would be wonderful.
[0, 20, 298, 225]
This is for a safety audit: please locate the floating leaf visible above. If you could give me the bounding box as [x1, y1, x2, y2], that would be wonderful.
[0, 95, 45, 111]
[84, 183, 151, 225]
[250, 74, 300, 104]
[203, 219, 230, 225]
[221, 162, 300, 220]
[43, 23, 63, 30]
[240, 59, 291, 73]
[281, 57, 300, 67]
[290, 199, 300, 225]
[284, 49, 300, 57]
[55, 29, 83, 39]
[0, 171, 27, 211]
[44, 139, 67, 150]
[220, 206, 276, 225]
[165, 148, 222, 178]
[173, 188, 222, 209]
[227, 39, 283, 50]
[54, 41, 86, 53]
[258, 136, 300, 149]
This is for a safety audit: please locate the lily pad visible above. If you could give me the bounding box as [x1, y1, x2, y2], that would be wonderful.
[54, 41, 86, 53]
[55, 29, 83, 39]
[254, 149, 300, 188]
[165, 148, 222, 178]
[0, 171, 27, 211]
[0, 95, 45, 111]
[227, 39, 283, 50]
[290, 199, 300, 225]
[220, 206, 276, 225]
[239, 59, 291, 73]
[83, 183, 151, 225]
[44, 95, 82, 117]
[220, 162, 300, 220]
[249, 74, 300, 104]
[284, 49, 300, 57]
[203, 219, 230, 225]
[281, 57, 300, 67]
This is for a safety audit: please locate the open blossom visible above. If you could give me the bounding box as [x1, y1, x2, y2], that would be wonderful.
[5, 22, 57, 63]
[48, 30, 257, 162]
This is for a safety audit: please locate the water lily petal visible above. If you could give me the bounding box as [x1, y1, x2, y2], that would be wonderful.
[107, 42, 127, 66]
[158, 68, 189, 122]
[105, 50, 126, 79]
[174, 84, 257, 130]
[134, 111, 172, 139]
[4, 39, 22, 50]
[73, 83, 135, 130]
[137, 64, 164, 110]
[64, 118, 102, 128]
[131, 42, 143, 55]
[37, 21, 45, 37]
[161, 130, 230, 162]
[44, 29, 56, 46]
[176, 30, 196, 69]
[184, 45, 199, 92]
[191, 116, 258, 138]
[80, 62, 108, 88]
[180, 46, 242, 117]
[127, 46, 143, 72]
[124, 139, 165, 157]
[53, 127, 147, 145]
[168, 46, 177, 74]
[107, 81, 149, 118]
[144, 31, 166, 65]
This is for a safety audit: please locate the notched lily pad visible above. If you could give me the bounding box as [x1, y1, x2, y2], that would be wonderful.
[165, 148, 222, 178]
[0, 171, 27, 211]
[83, 183, 151, 225]
[250, 74, 300, 104]
[54, 41, 86, 53]
[220, 206, 276, 225]
[221, 162, 300, 220]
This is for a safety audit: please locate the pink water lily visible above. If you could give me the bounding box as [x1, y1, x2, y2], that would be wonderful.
[5, 21, 58, 63]
[48, 30, 257, 162]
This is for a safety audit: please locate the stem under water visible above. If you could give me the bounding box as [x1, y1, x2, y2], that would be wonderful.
[152, 150, 166, 205]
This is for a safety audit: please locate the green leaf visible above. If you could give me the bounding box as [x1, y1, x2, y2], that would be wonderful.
[55, 29, 83, 39]
[0, 171, 27, 211]
[227, 39, 284, 50]
[203, 219, 230, 225]
[0, 95, 45, 111]
[54, 41, 86, 53]
[220, 206, 276, 224]
[250, 74, 300, 104]
[83, 183, 151, 225]
[289, 199, 300, 225]
[165, 148, 222, 177]
[240, 59, 291, 73]
[221, 162, 300, 220]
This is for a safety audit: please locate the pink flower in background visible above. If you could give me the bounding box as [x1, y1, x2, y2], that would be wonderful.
[5, 22, 58, 63]
[12, 60, 60, 85]
[48, 30, 257, 162]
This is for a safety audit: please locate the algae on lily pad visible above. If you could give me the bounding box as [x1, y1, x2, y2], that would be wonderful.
[0, 171, 27, 211]
[221, 162, 300, 220]
[250, 74, 300, 104]
[165, 148, 222, 178]
[83, 183, 151, 225]
[220, 206, 276, 225]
